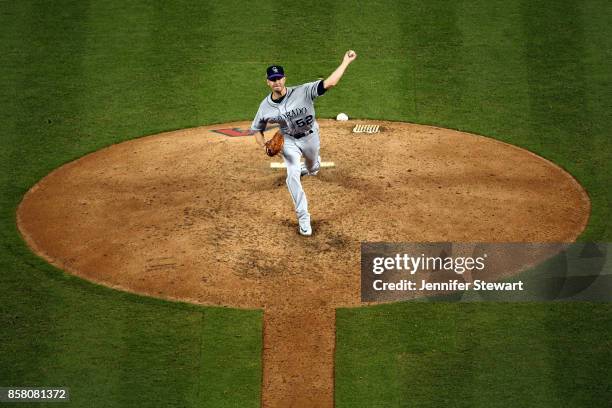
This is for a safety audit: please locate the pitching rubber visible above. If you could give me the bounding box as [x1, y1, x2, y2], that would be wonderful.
[270, 161, 335, 169]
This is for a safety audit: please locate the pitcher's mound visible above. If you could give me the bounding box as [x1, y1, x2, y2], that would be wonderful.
[17, 120, 590, 309]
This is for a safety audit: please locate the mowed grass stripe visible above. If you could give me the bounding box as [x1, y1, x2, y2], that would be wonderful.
[79, 1, 164, 141]
[522, 0, 588, 152]
[200, 308, 263, 407]
[148, 1, 213, 129]
[1, 0, 92, 392]
[523, 0, 609, 242]
[543, 303, 612, 406]
[409, 0, 465, 127]
[579, 0, 611, 239]
[4, 1, 90, 189]
[520, 0, 608, 240]
[454, 0, 531, 143]
[198, 0, 278, 124]
[466, 306, 560, 407]
[325, 1, 416, 120]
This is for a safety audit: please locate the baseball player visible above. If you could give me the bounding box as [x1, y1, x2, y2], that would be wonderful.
[251, 50, 357, 236]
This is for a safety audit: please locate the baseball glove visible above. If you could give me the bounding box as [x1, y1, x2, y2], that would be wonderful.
[264, 131, 284, 157]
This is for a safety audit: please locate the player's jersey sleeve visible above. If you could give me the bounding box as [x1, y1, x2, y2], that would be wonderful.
[302, 80, 324, 101]
[250, 104, 267, 131]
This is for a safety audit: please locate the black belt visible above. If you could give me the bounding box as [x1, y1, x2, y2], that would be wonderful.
[293, 130, 313, 139]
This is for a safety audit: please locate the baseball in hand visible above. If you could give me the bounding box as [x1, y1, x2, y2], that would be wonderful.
[344, 50, 357, 62]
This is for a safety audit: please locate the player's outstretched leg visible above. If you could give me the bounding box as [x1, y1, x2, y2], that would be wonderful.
[283, 140, 311, 236]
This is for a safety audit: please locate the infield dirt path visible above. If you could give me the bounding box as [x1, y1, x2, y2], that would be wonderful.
[17, 120, 590, 407]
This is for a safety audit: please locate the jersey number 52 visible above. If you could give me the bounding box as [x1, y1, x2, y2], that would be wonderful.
[295, 115, 313, 127]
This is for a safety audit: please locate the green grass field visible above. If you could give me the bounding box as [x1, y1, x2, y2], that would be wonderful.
[1, 0, 610, 407]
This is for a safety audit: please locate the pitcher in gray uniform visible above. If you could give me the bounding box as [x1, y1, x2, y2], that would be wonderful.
[251, 50, 357, 236]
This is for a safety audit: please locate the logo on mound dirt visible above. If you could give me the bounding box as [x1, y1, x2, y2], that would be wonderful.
[212, 124, 279, 137]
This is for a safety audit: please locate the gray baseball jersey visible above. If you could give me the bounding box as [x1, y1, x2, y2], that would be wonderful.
[251, 80, 323, 136]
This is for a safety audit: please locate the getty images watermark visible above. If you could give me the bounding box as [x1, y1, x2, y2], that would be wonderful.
[360, 242, 611, 302]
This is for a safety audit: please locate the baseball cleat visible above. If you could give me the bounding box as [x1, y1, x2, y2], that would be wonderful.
[300, 156, 321, 177]
[299, 224, 312, 236]
[310, 155, 321, 176]
[298, 217, 312, 236]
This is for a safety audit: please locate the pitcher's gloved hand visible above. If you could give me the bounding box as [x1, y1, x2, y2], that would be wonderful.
[264, 131, 284, 157]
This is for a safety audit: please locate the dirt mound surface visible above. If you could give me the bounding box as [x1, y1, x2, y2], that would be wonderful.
[17, 120, 590, 407]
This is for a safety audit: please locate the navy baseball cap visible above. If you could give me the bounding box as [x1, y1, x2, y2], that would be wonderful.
[267, 65, 285, 80]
